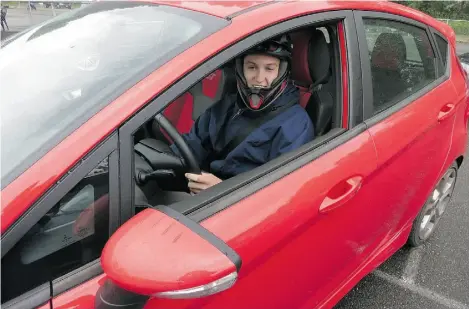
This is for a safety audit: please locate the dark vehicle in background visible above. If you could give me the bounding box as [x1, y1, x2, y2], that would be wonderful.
[458, 52, 469, 77]
[43, 2, 72, 9]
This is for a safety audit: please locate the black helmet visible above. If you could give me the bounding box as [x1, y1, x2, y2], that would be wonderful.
[235, 34, 293, 113]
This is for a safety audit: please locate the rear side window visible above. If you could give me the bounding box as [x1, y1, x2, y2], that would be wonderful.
[435, 33, 448, 69]
[363, 18, 438, 114]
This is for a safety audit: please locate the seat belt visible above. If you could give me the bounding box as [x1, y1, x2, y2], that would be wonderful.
[213, 98, 298, 161]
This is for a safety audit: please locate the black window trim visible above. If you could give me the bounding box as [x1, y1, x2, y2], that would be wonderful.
[109, 149, 121, 233]
[1, 133, 119, 306]
[118, 10, 362, 224]
[344, 18, 364, 128]
[51, 149, 120, 297]
[354, 10, 449, 124]
[326, 23, 348, 129]
[2, 282, 51, 309]
[430, 28, 451, 77]
[52, 259, 103, 297]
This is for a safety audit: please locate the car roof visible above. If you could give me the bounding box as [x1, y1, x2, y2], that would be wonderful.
[137, 0, 454, 41]
[136, 0, 276, 19]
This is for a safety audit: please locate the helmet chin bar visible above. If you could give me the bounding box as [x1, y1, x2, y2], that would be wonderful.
[249, 93, 264, 109]
[248, 86, 268, 109]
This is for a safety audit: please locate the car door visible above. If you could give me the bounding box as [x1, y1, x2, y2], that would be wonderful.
[110, 10, 387, 309]
[136, 130, 379, 309]
[354, 11, 458, 243]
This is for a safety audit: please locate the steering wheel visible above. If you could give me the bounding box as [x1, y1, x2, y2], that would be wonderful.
[154, 114, 201, 174]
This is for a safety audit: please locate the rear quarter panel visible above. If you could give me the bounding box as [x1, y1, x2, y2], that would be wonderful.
[448, 42, 469, 169]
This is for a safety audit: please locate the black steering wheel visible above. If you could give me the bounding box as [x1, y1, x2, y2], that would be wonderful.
[154, 114, 201, 174]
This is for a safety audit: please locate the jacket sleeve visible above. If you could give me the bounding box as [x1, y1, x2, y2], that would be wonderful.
[268, 110, 315, 161]
[170, 109, 213, 167]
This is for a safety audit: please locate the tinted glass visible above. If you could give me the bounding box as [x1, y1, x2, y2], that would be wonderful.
[435, 33, 448, 69]
[364, 18, 437, 114]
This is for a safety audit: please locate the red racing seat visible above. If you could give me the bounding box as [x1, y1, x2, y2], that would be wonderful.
[161, 67, 236, 134]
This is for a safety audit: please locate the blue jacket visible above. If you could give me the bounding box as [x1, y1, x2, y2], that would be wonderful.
[172, 83, 315, 179]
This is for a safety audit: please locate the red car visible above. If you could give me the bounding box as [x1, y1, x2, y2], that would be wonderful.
[1, 1, 468, 308]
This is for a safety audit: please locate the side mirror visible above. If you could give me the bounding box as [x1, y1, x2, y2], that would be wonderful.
[96, 206, 241, 308]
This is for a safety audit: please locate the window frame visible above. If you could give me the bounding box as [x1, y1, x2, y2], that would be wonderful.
[354, 11, 448, 124]
[1, 283, 51, 309]
[430, 28, 451, 77]
[1, 132, 119, 307]
[118, 10, 363, 224]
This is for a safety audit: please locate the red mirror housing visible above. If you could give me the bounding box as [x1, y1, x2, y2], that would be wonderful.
[100, 206, 241, 299]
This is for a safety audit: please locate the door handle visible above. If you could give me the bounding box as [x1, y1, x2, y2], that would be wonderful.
[437, 103, 456, 122]
[319, 176, 363, 213]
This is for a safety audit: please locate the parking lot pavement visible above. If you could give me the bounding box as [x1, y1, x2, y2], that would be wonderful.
[1, 30, 17, 41]
[1, 7, 71, 37]
[335, 136, 469, 309]
[457, 43, 469, 55]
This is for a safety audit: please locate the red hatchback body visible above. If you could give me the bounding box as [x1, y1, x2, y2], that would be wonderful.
[1, 1, 468, 309]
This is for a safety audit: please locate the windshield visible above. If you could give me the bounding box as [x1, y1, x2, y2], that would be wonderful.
[0, 2, 228, 187]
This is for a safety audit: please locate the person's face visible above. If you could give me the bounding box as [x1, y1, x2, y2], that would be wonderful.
[243, 54, 280, 88]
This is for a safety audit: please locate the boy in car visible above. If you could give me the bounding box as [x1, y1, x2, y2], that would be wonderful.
[177, 34, 315, 194]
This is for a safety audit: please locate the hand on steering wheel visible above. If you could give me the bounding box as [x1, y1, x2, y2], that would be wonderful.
[154, 114, 201, 174]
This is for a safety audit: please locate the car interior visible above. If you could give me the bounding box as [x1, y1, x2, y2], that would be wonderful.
[131, 23, 345, 211]
[368, 20, 438, 113]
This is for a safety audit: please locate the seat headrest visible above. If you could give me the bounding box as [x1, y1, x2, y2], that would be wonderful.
[371, 33, 406, 70]
[188, 67, 236, 120]
[291, 29, 331, 86]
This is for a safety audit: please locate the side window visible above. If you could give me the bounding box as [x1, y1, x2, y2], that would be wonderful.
[435, 33, 448, 70]
[131, 23, 345, 212]
[1, 157, 110, 304]
[363, 18, 438, 114]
